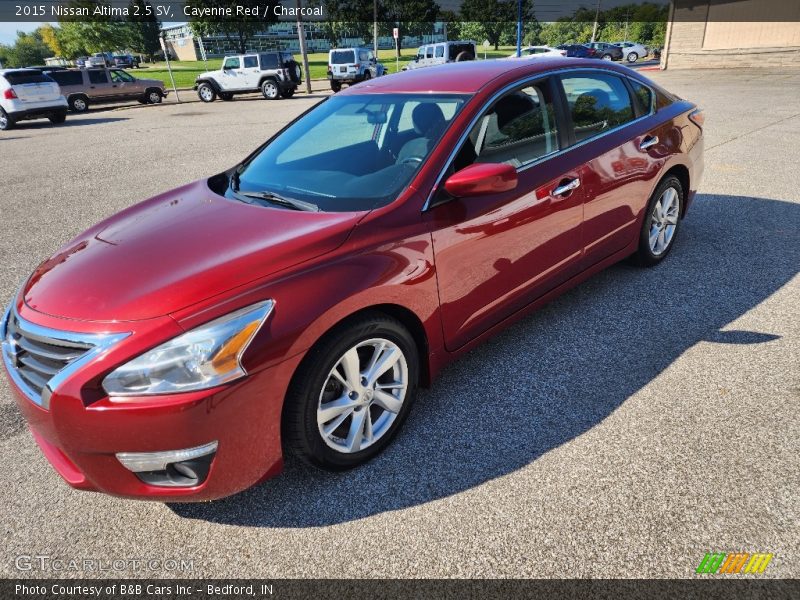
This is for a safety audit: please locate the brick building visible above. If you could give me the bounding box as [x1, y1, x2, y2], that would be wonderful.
[662, 0, 800, 68]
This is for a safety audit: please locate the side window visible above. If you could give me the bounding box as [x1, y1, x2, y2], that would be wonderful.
[260, 53, 279, 69]
[560, 74, 635, 143]
[223, 57, 240, 70]
[51, 71, 83, 86]
[435, 45, 444, 58]
[110, 70, 134, 83]
[359, 50, 369, 62]
[88, 70, 109, 84]
[629, 79, 653, 114]
[454, 80, 559, 170]
[243, 55, 258, 68]
[426, 46, 434, 59]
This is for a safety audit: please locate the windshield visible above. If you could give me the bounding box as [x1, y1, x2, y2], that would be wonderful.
[230, 93, 469, 212]
[330, 50, 355, 64]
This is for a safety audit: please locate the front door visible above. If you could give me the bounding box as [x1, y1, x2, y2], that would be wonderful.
[428, 78, 585, 350]
[218, 56, 245, 90]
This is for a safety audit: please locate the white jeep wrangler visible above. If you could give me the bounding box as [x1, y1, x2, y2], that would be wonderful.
[194, 51, 302, 102]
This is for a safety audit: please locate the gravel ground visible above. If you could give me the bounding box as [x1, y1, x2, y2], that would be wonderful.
[0, 68, 798, 579]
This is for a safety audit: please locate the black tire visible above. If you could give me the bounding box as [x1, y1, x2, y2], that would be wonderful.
[363, 71, 371, 81]
[455, 51, 475, 62]
[631, 175, 684, 267]
[68, 94, 89, 112]
[627, 51, 638, 63]
[137, 99, 147, 104]
[280, 88, 295, 99]
[0, 108, 13, 131]
[282, 312, 420, 470]
[145, 88, 163, 104]
[220, 92, 234, 101]
[48, 113, 66, 124]
[261, 78, 280, 100]
[601, 53, 613, 61]
[197, 82, 216, 103]
[330, 81, 342, 93]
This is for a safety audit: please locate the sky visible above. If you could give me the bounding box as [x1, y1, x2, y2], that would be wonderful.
[0, 22, 42, 45]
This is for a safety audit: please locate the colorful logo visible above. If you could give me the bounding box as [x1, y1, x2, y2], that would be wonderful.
[696, 552, 773, 574]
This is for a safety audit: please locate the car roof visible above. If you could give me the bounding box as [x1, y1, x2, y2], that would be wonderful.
[339, 57, 600, 95]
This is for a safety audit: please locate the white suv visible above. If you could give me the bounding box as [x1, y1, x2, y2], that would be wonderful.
[404, 41, 476, 70]
[0, 69, 68, 131]
[194, 52, 301, 102]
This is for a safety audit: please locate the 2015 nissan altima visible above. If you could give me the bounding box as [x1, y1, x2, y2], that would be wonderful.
[1, 58, 703, 500]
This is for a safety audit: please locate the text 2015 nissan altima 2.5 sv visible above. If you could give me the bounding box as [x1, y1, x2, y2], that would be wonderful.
[1, 58, 703, 501]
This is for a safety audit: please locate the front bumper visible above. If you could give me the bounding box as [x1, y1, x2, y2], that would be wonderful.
[1, 302, 301, 501]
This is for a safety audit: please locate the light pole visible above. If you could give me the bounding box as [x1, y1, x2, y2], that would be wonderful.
[516, 0, 523, 58]
[591, 0, 602, 43]
[295, 0, 312, 95]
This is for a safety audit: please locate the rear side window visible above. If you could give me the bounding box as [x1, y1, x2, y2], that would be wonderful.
[560, 74, 635, 143]
[3, 71, 51, 85]
[88, 70, 109, 84]
[435, 45, 444, 58]
[243, 56, 258, 68]
[260, 53, 279, 69]
[50, 71, 83, 86]
[629, 79, 654, 114]
[358, 50, 369, 62]
[331, 50, 355, 64]
[426, 46, 434, 59]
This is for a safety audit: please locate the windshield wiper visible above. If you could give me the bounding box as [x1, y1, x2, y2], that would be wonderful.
[238, 190, 320, 212]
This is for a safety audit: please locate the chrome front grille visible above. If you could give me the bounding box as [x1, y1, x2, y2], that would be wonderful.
[3, 312, 93, 400]
[1, 305, 129, 410]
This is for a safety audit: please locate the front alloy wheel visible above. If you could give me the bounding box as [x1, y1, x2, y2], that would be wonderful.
[197, 83, 216, 103]
[147, 90, 162, 104]
[283, 313, 419, 470]
[627, 52, 639, 63]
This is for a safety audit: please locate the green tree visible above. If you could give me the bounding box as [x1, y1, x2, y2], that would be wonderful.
[459, 0, 532, 51]
[186, 0, 280, 55]
[39, 24, 66, 57]
[379, 0, 440, 58]
[312, 0, 373, 48]
[4, 31, 52, 66]
[127, 0, 162, 59]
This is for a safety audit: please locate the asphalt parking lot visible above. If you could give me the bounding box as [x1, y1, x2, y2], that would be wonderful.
[0, 67, 798, 579]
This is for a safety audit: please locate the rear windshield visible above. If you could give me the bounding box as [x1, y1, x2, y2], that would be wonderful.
[49, 70, 83, 86]
[280, 52, 295, 66]
[330, 50, 355, 64]
[3, 70, 52, 85]
[448, 43, 474, 61]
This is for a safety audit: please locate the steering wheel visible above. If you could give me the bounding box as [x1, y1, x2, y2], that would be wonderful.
[399, 156, 423, 166]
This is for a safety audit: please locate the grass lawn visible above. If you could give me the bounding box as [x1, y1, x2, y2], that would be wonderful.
[130, 46, 516, 89]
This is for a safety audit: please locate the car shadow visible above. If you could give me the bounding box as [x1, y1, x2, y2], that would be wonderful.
[9, 117, 129, 130]
[168, 193, 798, 527]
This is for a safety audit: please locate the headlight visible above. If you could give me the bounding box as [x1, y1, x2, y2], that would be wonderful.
[102, 300, 274, 397]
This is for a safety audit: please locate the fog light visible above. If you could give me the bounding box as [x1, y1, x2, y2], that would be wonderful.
[117, 442, 217, 488]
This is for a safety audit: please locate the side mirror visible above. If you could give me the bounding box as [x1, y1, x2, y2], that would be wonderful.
[444, 163, 518, 198]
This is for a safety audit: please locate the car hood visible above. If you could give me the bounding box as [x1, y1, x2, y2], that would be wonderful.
[23, 180, 363, 322]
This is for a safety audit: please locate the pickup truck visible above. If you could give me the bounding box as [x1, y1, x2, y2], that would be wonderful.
[194, 52, 302, 102]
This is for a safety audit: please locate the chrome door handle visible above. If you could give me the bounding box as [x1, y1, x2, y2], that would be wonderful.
[552, 178, 581, 196]
[639, 135, 659, 150]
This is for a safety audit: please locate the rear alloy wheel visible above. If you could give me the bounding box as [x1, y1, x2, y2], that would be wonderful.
[627, 51, 639, 63]
[0, 108, 12, 131]
[69, 95, 89, 112]
[261, 79, 279, 100]
[197, 83, 216, 103]
[602, 53, 613, 61]
[147, 89, 163, 104]
[632, 175, 684, 267]
[283, 313, 419, 470]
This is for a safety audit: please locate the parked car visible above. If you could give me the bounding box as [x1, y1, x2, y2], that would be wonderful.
[195, 51, 301, 102]
[113, 54, 140, 69]
[0, 68, 68, 130]
[612, 41, 649, 63]
[508, 46, 567, 59]
[583, 42, 624, 61]
[556, 44, 599, 59]
[327, 47, 386, 92]
[86, 52, 114, 67]
[1, 58, 704, 500]
[404, 40, 476, 70]
[47, 68, 167, 112]
[75, 56, 89, 68]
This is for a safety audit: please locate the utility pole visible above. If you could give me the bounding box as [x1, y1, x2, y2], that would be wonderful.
[373, 0, 378, 58]
[295, 0, 311, 94]
[516, 0, 523, 57]
[591, 0, 602, 43]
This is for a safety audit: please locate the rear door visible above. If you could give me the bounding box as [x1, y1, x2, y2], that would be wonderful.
[241, 55, 261, 88]
[87, 69, 114, 99]
[4, 70, 61, 103]
[556, 71, 657, 266]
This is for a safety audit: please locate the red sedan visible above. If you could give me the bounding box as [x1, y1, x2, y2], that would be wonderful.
[1, 58, 703, 500]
